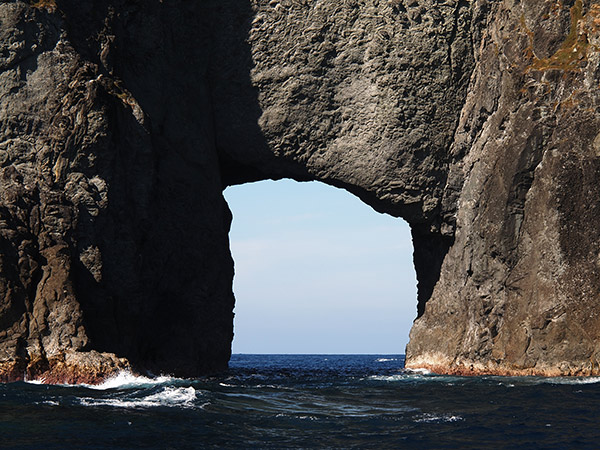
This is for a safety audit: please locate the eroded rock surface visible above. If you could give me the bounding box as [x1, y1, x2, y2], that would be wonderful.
[0, 0, 599, 382]
[0, 0, 235, 381]
[407, 0, 600, 376]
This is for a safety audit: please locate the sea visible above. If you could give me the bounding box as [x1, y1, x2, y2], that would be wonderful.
[1, 354, 600, 449]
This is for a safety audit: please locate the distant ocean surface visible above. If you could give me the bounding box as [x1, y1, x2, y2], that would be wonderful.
[2, 354, 600, 449]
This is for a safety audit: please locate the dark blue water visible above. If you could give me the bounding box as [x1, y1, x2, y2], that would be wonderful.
[1, 354, 600, 449]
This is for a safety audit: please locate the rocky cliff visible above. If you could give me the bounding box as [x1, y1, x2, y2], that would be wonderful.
[407, 0, 600, 376]
[0, 0, 598, 382]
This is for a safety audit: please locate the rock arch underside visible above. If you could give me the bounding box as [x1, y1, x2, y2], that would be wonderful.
[0, 0, 599, 382]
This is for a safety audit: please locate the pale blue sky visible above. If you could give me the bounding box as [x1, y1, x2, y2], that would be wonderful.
[224, 179, 417, 354]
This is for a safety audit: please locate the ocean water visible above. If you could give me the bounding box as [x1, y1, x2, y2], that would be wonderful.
[2, 354, 600, 449]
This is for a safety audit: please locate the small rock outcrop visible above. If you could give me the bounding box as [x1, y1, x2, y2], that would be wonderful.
[0, 0, 599, 382]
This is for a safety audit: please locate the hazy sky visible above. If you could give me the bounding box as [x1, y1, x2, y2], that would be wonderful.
[224, 179, 417, 355]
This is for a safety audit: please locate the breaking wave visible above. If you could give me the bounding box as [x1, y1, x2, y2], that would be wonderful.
[405, 367, 434, 375]
[79, 386, 200, 409]
[84, 371, 179, 390]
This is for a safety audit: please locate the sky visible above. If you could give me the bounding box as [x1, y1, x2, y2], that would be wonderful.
[223, 179, 417, 355]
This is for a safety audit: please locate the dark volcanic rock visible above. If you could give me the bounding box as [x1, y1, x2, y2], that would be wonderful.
[0, 0, 235, 381]
[0, 0, 599, 382]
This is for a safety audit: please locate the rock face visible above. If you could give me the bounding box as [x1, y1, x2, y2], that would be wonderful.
[407, 0, 600, 376]
[0, 0, 235, 381]
[0, 0, 599, 382]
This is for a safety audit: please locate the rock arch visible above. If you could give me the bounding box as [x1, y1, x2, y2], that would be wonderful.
[0, 0, 599, 382]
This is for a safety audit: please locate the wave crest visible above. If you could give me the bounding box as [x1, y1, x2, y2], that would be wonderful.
[79, 386, 201, 409]
[85, 371, 179, 390]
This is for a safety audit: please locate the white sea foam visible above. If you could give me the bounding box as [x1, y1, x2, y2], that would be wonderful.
[80, 386, 200, 409]
[144, 386, 197, 404]
[255, 384, 289, 389]
[368, 374, 407, 382]
[33, 400, 60, 406]
[275, 413, 319, 421]
[368, 369, 431, 381]
[375, 358, 397, 362]
[544, 376, 600, 385]
[415, 413, 463, 423]
[24, 371, 179, 389]
[368, 371, 466, 384]
[84, 371, 177, 390]
[405, 368, 433, 375]
[494, 376, 600, 386]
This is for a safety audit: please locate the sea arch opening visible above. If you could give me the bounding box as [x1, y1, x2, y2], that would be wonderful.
[224, 179, 417, 355]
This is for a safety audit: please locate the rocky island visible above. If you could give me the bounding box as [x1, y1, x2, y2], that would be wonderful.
[0, 0, 599, 383]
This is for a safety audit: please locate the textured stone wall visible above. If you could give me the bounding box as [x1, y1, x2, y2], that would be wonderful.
[407, 0, 600, 376]
[0, 0, 235, 381]
[0, 0, 599, 382]
[213, 0, 474, 326]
